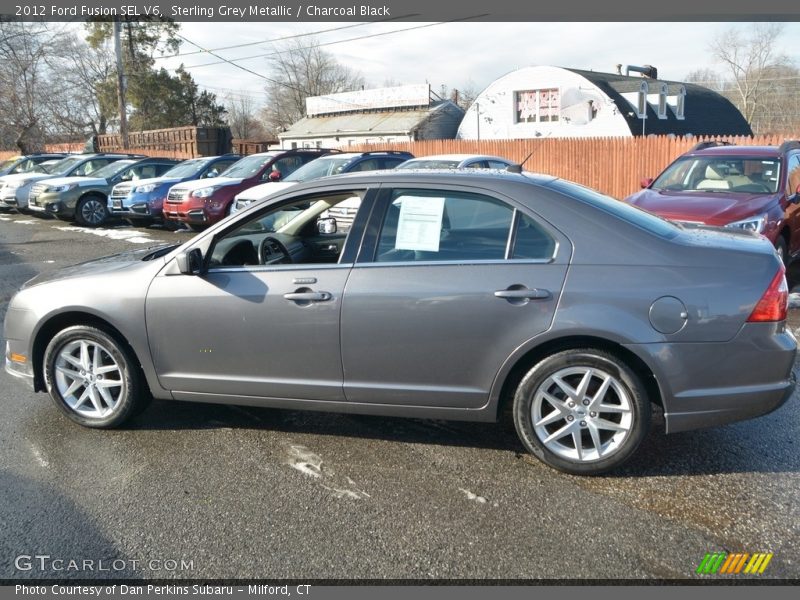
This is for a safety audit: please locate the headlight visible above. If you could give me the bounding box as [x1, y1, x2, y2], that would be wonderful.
[135, 183, 156, 193]
[47, 183, 77, 193]
[726, 214, 767, 233]
[191, 187, 218, 198]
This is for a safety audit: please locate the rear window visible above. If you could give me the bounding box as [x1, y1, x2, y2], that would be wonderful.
[547, 179, 679, 239]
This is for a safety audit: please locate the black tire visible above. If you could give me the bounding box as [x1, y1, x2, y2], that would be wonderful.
[74, 194, 109, 227]
[775, 236, 789, 266]
[43, 325, 148, 428]
[512, 348, 650, 475]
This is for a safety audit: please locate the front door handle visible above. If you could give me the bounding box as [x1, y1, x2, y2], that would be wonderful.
[494, 288, 550, 300]
[284, 291, 332, 302]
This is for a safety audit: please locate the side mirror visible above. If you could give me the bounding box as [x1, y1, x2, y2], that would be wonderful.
[205, 170, 218, 178]
[268, 170, 282, 182]
[175, 248, 204, 275]
[640, 177, 654, 189]
[317, 217, 337, 234]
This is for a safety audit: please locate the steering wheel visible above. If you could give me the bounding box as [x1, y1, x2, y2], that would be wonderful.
[259, 235, 293, 265]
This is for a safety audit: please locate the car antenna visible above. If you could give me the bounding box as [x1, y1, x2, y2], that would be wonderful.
[506, 151, 534, 174]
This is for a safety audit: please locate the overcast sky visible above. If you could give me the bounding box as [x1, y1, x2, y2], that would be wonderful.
[150, 21, 800, 106]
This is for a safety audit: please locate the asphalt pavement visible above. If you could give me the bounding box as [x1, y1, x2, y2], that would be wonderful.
[0, 212, 798, 581]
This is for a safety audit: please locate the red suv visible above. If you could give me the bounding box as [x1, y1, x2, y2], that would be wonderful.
[625, 141, 800, 264]
[163, 149, 337, 230]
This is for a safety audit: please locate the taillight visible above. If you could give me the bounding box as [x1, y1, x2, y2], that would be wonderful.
[747, 266, 788, 322]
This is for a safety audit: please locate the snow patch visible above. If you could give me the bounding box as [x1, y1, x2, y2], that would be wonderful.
[55, 226, 153, 244]
[459, 488, 489, 504]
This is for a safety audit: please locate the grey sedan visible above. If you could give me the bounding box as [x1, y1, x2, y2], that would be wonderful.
[3, 170, 796, 474]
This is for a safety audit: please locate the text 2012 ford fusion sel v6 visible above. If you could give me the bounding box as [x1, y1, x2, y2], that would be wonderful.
[3, 169, 796, 474]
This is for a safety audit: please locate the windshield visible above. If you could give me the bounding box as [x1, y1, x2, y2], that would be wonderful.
[396, 159, 461, 170]
[45, 156, 87, 177]
[161, 158, 209, 179]
[219, 155, 274, 178]
[0, 158, 19, 170]
[91, 160, 138, 179]
[284, 157, 354, 182]
[652, 156, 781, 194]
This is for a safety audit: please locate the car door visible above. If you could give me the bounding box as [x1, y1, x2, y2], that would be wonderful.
[340, 185, 570, 409]
[145, 186, 374, 402]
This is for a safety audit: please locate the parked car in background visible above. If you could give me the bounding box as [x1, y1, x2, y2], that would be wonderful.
[625, 140, 800, 264]
[396, 153, 514, 170]
[27, 157, 179, 227]
[108, 154, 241, 228]
[0, 153, 68, 178]
[4, 169, 795, 475]
[0, 153, 141, 213]
[163, 149, 337, 231]
[231, 150, 413, 215]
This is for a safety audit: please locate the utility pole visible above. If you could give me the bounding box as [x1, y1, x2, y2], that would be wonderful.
[113, 19, 129, 149]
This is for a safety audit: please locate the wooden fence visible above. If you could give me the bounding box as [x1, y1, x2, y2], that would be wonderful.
[347, 135, 796, 199]
[8, 133, 798, 199]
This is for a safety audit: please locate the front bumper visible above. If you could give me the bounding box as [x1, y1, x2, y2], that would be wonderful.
[628, 321, 797, 433]
[4, 340, 35, 391]
[27, 190, 76, 217]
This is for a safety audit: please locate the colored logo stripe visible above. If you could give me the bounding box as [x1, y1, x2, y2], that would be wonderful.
[697, 552, 773, 575]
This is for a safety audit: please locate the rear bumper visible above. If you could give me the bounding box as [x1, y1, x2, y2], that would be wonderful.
[626, 322, 797, 433]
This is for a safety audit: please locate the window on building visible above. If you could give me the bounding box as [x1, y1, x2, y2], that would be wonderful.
[515, 89, 560, 123]
[637, 82, 648, 119]
[658, 84, 668, 119]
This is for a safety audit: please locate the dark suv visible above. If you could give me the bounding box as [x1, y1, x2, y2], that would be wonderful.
[231, 150, 413, 214]
[625, 140, 800, 263]
[163, 149, 337, 231]
[28, 156, 179, 227]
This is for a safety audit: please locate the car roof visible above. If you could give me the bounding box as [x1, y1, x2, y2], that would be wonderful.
[406, 153, 510, 161]
[689, 146, 782, 158]
[288, 167, 556, 190]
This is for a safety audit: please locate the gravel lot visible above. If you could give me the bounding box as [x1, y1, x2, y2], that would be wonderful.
[0, 212, 798, 581]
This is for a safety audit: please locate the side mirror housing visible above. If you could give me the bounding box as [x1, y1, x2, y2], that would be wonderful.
[317, 217, 337, 234]
[176, 248, 204, 275]
[268, 170, 282, 182]
[640, 177, 654, 189]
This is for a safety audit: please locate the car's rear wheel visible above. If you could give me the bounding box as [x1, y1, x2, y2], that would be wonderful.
[43, 326, 148, 428]
[75, 195, 109, 227]
[513, 348, 650, 475]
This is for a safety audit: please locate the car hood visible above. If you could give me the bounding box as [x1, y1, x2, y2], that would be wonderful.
[0, 172, 49, 186]
[176, 176, 243, 191]
[626, 188, 778, 225]
[37, 176, 106, 188]
[236, 181, 298, 201]
[21, 244, 176, 290]
[125, 176, 183, 188]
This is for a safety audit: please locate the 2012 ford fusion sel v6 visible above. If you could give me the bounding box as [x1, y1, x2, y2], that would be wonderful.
[4, 169, 796, 474]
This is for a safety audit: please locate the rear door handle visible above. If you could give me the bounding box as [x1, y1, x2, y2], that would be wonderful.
[283, 291, 332, 302]
[494, 288, 551, 300]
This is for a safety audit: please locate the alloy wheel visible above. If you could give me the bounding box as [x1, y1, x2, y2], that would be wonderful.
[54, 339, 125, 419]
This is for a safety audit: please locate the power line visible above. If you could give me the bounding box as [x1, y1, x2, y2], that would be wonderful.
[155, 16, 418, 59]
[178, 17, 487, 70]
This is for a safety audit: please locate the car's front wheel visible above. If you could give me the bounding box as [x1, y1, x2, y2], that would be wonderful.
[43, 326, 148, 428]
[75, 194, 109, 227]
[513, 348, 650, 475]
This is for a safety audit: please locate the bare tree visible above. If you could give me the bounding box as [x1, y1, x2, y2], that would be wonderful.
[450, 79, 480, 110]
[684, 68, 725, 93]
[261, 37, 364, 135]
[224, 93, 269, 140]
[0, 22, 60, 151]
[710, 23, 791, 133]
